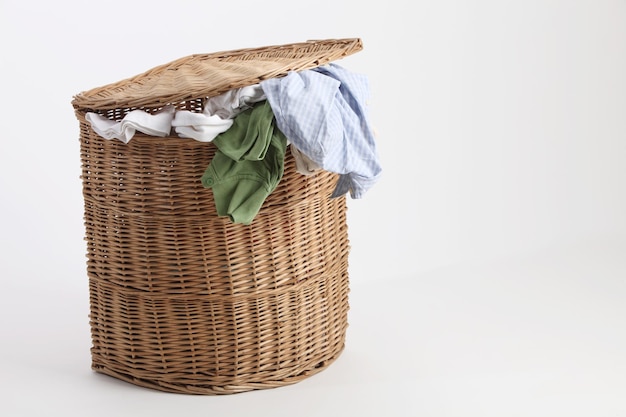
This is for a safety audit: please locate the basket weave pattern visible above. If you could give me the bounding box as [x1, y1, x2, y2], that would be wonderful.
[73, 38, 363, 111]
[73, 39, 361, 394]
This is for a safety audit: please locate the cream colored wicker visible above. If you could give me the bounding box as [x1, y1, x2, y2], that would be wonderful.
[72, 38, 362, 395]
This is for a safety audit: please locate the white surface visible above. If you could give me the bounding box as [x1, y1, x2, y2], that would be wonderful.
[1, 0, 625, 415]
[2, 239, 625, 416]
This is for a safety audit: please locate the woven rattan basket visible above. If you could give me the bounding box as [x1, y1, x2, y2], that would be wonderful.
[72, 38, 363, 395]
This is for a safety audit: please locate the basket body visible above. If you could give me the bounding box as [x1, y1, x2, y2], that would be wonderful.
[78, 116, 350, 394]
[73, 38, 362, 395]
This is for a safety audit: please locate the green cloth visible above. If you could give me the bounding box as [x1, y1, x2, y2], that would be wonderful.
[201, 101, 287, 225]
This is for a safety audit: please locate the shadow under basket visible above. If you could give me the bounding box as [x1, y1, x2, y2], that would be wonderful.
[73, 38, 361, 395]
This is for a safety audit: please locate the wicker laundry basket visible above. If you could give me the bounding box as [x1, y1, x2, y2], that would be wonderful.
[72, 38, 363, 395]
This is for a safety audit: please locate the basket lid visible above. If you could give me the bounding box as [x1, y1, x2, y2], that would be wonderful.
[72, 38, 363, 111]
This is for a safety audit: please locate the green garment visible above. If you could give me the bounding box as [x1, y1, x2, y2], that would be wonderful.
[201, 101, 287, 225]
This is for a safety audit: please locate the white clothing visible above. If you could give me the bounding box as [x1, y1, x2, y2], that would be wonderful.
[171, 111, 233, 142]
[205, 84, 266, 119]
[85, 85, 265, 143]
[170, 84, 265, 142]
[290, 146, 321, 175]
[85, 105, 175, 143]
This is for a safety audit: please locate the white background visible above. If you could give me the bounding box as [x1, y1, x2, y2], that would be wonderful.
[1, 0, 625, 416]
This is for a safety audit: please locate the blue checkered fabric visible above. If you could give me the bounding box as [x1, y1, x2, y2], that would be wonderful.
[260, 63, 382, 198]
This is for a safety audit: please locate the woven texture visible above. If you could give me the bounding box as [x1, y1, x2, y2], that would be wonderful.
[72, 38, 362, 111]
[74, 39, 358, 395]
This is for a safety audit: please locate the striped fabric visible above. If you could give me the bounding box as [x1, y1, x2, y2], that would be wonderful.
[261, 63, 382, 199]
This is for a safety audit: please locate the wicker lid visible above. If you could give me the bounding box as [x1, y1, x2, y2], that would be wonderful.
[72, 38, 363, 111]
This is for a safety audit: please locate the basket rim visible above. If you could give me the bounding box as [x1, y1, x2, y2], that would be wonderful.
[72, 38, 363, 111]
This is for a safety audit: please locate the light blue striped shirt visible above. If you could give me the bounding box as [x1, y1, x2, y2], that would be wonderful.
[260, 63, 381, 198]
